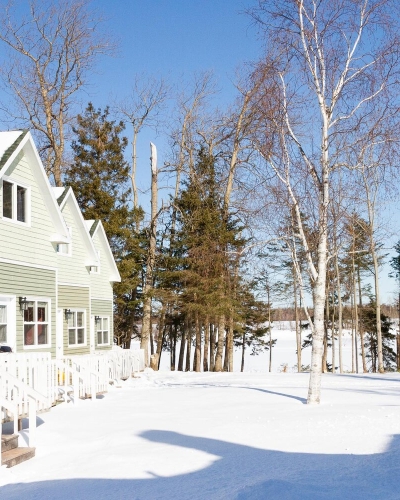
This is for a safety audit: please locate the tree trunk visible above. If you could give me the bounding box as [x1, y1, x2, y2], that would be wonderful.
[334, 251, 343, 374]
[203, 317, 210, 372]
[209, 323, 215, 371]
[294, 278, 301, 372]
[214, 316, 226, 372]
[140, 143, 158, 366]
[371, 245, 384, 372]
[185, 317, 192, 372]
[194, 312, 201, 372]
[170, 324, 176, 371]
[241, 332, 246, 372]
[322, 291, 329, 373]
[228, 315, 234, 372]
[331, 308, 335, 374]
[178, 323, 186, 372]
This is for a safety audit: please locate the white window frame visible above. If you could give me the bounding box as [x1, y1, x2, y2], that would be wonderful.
[0, 296, 16, 350]
[1, 176, 31, 226]
[23, 297, 51, 349]
[95, 316, 110, 346]
[57, 226, 72, 256]
[67, 309, 86, 347]
[90, 250, 100, 274]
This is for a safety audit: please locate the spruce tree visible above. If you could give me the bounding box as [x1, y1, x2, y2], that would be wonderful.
[66, 103, 145, 347]
[65, 103, 133, 251]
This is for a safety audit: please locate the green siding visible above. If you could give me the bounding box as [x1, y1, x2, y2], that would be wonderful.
[91, 299, 113, 351]
[58, 285, 90, 356]
[0, 153, 58, 268]
[57, 198, 91, 286]
[89, 231, 114, 300]
[0, 261, 56, 356]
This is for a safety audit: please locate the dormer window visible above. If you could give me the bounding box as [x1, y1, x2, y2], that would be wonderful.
[2, 179, 29, 223]
[90, 250, 100, 274]
[57, 226, 72, 255]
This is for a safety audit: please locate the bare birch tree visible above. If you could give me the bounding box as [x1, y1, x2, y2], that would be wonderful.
[0, 0, 112, 185]
[251, 0, 400, 403]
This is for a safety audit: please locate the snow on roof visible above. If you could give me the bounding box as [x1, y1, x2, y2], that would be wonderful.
[85, 220, 95, 231]
[0, 130, 24, 167]
[52, 187, 65, 200]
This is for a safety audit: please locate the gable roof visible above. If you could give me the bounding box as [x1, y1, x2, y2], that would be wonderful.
[53, 187, 99, 267]
[85, 219, 121, 282]
[0, 130, 70, 244]
[0, 130, 29, 169]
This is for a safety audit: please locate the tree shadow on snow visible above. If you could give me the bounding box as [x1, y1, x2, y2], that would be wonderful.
[160, 382, 307, 404]
[2, 430, 400, 499]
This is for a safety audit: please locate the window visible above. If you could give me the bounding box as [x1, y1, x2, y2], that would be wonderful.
[96, 317, 109, 345]
[2, 179, 28, 223]
[68, 310, 86, 346]
[24, 300, 49, 346]
[90, 250, 100, 274]
[57, 226, 72, 255]
[0, 305, 7, 343]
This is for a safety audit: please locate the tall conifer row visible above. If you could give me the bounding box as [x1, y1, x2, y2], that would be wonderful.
[172, 147, 246, 372]
[66, 103, 145, 348]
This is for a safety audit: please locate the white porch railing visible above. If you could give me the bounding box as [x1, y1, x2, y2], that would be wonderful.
[0, 371, 49, 447]
[0, 348, 145, 404]
[1, 348, 144, 450]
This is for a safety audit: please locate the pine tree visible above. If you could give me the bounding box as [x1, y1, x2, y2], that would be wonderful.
[174, 147, 245, 371]
[66, 103, 144, 347]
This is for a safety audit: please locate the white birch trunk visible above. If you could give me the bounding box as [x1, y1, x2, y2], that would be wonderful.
[140, 143, 158, 366]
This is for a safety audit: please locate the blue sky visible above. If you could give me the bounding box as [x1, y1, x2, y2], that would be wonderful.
[86, 0, 263, 207]
[93, 0, 262, 105]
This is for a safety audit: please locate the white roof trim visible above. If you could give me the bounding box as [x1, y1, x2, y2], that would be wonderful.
[0, 131, 70, 241]
[89, 220, 121, 282]
[56, 187, 99, 267]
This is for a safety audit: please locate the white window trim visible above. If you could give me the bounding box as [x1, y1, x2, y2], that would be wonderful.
[90, 250, 100, 274]
[1, 176, 31, 226]
[57, 226, 72, 256]
[95, 316, 110, 346]
[23, 297, 51, 350]
[67, 309, 87, 348]
[0, 295, 16, 350]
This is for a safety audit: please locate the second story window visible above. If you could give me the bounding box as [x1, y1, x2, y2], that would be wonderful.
[57, 226, 72, 255]
[2, 179, 28, 223]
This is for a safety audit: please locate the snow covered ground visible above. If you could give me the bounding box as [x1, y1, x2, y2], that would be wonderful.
[2, 328, 400, 499]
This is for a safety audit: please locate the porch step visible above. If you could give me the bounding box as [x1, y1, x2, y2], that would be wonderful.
[1, 433, 18, 452]
[1, 434, 35, 468]
[1, 446, 35, 468]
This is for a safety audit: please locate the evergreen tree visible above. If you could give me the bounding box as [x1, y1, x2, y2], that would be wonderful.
[361, 303, 395, 372]
[66, 103, 145, 347]
[174, 147, 245, 371]
[389, 240, 400, 369]
[65, 103, 134, 251]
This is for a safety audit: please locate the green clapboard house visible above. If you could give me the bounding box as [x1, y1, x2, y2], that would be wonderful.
[0, 130, 120, 357]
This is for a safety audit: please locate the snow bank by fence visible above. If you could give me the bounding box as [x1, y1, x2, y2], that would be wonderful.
[0, 348, 145, 444]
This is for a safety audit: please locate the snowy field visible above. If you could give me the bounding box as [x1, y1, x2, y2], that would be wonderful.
[2, 328, 400, 499]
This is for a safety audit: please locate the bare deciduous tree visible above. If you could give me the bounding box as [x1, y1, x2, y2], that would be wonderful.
[114, 75, 169, 217]
[251, 0, 400, 403]
[0, 0, 112, 185]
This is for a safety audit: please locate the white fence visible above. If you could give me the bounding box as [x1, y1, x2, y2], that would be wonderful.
[0, 348, 145, 443]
